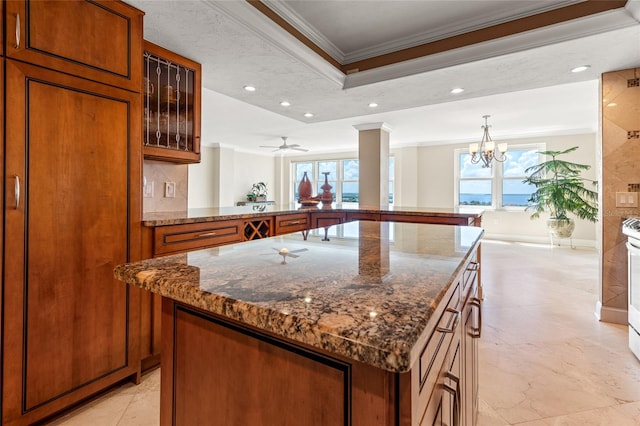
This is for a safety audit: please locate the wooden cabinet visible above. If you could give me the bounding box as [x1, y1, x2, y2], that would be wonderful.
[381, 213, 472, 226]
[143, 41, 201, 163]
[310, 211, 346, 228]
[346, 211, 381, 222]
[1, 2, 143, 423]
[417, 254, 481, 426]
[275, 213, 310, 235]
[2, 59, 142, 425]
[153, 220, 243, 256]
[4, 0, 142, 92]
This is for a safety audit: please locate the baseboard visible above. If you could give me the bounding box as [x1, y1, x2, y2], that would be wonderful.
[483, 232, 596, 248]
[595, 301, 627, 325]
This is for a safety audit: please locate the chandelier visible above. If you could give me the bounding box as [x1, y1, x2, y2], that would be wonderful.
[469, 115, 507, 168]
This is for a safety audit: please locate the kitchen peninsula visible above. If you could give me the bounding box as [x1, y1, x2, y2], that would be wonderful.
[116, 221, 483, 425]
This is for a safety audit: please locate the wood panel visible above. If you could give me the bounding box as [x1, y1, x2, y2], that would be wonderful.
[347, 212, 381, 222]
[4, 0, 143, 92]
[311, 211, 346, 228]
[167, 304, 348, 426]
[2, 59, 140, 425]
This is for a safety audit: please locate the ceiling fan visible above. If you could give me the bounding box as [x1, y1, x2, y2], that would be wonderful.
[260, 137, 308, 152]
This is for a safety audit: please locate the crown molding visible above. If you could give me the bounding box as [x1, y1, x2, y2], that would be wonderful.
[353, 122, 393, 133]
[344, 8, 638, 89]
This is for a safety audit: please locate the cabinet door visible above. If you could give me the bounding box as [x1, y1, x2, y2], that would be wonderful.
[143, 41, 201, 163]
[464, 288, 481, 426]
[5, 0, 143, 92]
[3, 60, 141, 425]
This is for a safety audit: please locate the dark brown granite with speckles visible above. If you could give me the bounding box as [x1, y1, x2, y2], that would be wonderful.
[142, 204, 483, 226]
[115, 221, 483, 372]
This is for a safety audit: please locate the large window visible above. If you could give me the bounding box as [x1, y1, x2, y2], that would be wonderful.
[293, 158, 394, 204]
[456, 144, 543, 208]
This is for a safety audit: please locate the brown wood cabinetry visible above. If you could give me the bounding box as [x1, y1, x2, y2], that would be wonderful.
[381, 213, 473, 226]
[346, 211, 381, 222]
[153, 220, 243, 256]
[1, 2, 143, 424]
[274, 213, 310, 235]
[143, 41, 201, 163]
[4, 0, 142, 92]
[243, 218, 273, 240]
[311, 211, 346, 228]
[2, 59, 142, 424]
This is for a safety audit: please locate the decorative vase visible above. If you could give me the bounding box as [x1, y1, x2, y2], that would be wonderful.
[298, 171, 312, 200]
[320, 172, 333, 205]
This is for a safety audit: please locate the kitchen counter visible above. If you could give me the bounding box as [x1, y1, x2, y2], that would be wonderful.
[116, 221, 483, 372]
[142, 204, 484, 226]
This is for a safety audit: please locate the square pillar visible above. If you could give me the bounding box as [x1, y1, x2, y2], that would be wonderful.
[354, 122, 391, 207]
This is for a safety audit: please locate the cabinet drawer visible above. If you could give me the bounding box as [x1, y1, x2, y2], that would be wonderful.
[380, 213, 469, 225]
[416, 283, 461, 412]
[154, 221, 242, 256]
[275, 213, 309, 235]
[346, 212, 380, 222]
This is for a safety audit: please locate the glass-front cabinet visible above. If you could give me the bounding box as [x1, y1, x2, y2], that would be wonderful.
[143, 41, 201, 163]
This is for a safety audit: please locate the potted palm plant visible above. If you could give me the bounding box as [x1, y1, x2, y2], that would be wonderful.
[522, 146, 598, 238]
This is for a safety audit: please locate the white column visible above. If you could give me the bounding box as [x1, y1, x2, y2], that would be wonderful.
[354, 122, 391, 207]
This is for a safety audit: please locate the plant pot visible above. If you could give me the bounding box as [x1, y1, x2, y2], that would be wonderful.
[547, 218, 575, 239]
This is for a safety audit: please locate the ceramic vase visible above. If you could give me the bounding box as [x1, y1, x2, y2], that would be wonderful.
[298, 171, 312, 200]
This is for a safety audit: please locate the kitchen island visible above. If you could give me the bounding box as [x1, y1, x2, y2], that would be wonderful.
[116, 221, 483, 425]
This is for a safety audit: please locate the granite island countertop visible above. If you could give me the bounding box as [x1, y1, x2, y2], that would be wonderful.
[115, 221, 483, 372]
[142, 204, 484, 226]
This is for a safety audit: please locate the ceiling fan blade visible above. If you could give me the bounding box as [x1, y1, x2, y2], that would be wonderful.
[291, 147, 309, 152]
[288, 144, 301, 148]
[259, 145, 280, 148]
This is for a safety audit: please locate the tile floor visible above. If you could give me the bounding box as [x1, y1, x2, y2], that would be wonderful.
[47, 240, 640, 425]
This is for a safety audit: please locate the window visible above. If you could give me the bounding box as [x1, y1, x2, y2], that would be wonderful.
[292, 158, 394, 204]
[456, 144, 543, 209]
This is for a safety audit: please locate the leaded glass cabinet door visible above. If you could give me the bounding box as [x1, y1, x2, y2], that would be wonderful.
[143, 40, 201, 164]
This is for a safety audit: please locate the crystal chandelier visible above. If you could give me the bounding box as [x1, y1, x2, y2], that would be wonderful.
[469, 115, 507, 168]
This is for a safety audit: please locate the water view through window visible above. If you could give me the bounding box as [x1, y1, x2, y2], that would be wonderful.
[458, 148, 539, 207]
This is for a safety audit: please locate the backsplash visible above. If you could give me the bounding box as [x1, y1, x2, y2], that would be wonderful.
[143, 160, 188, 213]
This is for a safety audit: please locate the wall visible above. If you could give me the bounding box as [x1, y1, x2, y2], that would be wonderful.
[416, 133, 598, 246]
[143, 160, 188, 213]
[188, 146, 275, 208]
[599, 67, 640, 324]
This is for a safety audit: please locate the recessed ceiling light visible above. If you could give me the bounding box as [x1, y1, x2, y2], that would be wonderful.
[369, 102, 378, 108]
[450, 88, 464, 94]
[571, 65, 590, 73]
[280, 101, 291, 107]
[303, 112, 314, 118]
[243, 85, 256, 92]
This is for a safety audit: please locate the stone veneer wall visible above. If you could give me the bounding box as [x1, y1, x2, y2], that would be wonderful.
[599, 68, 640, 323]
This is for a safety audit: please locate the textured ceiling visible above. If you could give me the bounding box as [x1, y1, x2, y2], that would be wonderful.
[125, 0, 640, 154]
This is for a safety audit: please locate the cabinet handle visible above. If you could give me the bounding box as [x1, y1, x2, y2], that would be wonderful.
[470, 297, 482, 338]
[443, 371, 461, 426]
[14, 175, 20, 209]
[437, 308, 461, 333]
[15, 13, 21, 49]
[197, 231, 217, 238]
[288, 221, 300, 225]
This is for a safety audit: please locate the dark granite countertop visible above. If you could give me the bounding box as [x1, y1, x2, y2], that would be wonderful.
[142, 204, 484, 226]
[115, 221, 483, 372]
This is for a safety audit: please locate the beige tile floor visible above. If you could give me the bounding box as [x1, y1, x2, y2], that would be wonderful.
[47, 240, 640, 425]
